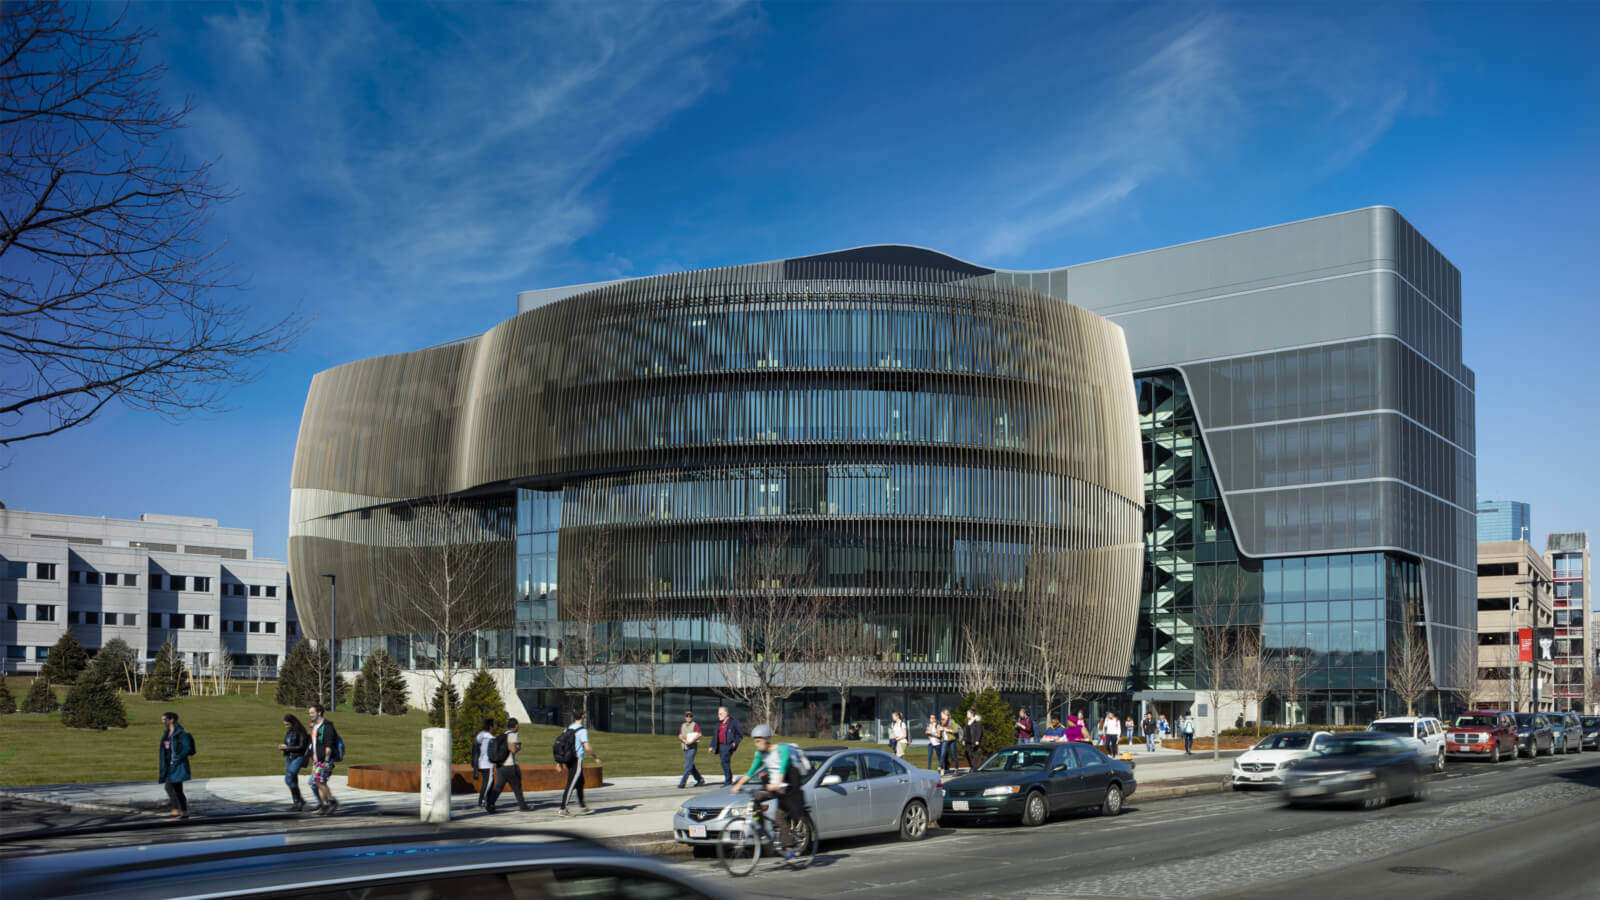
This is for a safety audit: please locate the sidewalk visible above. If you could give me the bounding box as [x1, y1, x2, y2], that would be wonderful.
[0, 749, 1241, 851]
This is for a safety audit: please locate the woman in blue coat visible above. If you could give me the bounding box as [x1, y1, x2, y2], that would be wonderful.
[158, 711, 195, 818]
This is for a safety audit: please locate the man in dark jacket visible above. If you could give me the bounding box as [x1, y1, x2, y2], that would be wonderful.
[306, 704, 342, 815]
[710, 706, 744, 785]
[964, 710, 985, 771]
[158, 711, 195, 818]
[1142, 712, 1159, 752]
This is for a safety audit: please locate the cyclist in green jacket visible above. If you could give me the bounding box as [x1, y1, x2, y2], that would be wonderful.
[731, 724, 809, 859]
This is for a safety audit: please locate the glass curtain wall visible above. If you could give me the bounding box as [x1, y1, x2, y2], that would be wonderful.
[1132, 371, 1429, 725]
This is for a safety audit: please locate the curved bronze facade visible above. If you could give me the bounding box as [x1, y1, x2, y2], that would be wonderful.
[290, 251, 1144, 696]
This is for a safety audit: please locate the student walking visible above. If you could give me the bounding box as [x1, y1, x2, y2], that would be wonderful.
[677, 710, 706, 789]
[485, 719, 529, 812]
[938, 709, 959, 774]
[474, 718, 497, 808]
[710, 707, 744, 785]
[925, 714, 942, 770]
[1182, 714, 1197, 755]
[278, 714, 311, 811]
[889, 711, 908, 758]
[558, 711, 596, 816]
[1143, 712, 1159, 752]
[964, 710, 985, 770]
[1100, 711, 1121, 755]
[307, 704, 341, 816]
[1159, 715, 1171, 742]
[1015, 708, 1036, 743]
[157, 711, 194, 819]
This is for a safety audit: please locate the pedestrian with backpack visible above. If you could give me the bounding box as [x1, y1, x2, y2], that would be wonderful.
[1182, 713, 1196, 755]
[473, 718, 497, 808]
[556, 710, 595, 816]
[306, 704, 342, 816]
[157, 711, 195, 819]
[485, 718, 529, 813]
[278, 714, 311, 811]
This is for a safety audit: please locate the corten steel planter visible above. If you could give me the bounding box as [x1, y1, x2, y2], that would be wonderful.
[347, 763, 604, 793]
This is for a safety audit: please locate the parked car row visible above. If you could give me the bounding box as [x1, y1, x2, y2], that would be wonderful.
[673, 741, 1138, 854]
[1227, 710, 1591, 811]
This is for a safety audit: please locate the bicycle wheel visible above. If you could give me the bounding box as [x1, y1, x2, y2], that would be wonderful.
[785, 814, 818, 870]
[717, 815, 762, 877]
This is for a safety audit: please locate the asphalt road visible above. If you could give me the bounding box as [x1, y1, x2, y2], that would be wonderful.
[673, 751, 1600, 899]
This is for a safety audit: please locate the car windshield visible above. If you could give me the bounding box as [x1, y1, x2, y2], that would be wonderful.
[1255, 732, 1313, 750]
[1582, 717, 1600, 728]
[977, 749, 1053, 772]
[1315, 736, 1401, 757]
[805, 753, 834, 771]
[1369, 722, 1415, 736]
[1511, 714, 1540, 727]
[1453, 715, 1500, 728]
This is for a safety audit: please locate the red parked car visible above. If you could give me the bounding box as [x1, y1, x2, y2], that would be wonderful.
[1445, 710, 1518, 763]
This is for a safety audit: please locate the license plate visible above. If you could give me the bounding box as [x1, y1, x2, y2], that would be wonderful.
[952, 800, 969, 811]
[687, 825, 707, 839]
[1249, 773, 1264, 781]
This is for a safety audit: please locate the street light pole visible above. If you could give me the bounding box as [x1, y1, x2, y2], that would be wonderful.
[320, 573, 336, 712]
[1516, 575, 1551, 713]
[1509, 596, 1518, 713]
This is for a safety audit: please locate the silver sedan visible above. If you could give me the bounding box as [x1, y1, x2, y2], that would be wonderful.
[673, 747, 941, 849]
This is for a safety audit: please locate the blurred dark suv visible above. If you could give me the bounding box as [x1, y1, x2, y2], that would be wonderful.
[1581, 716, 1600, 751]
[1511, 712, 1555, 757]
[1445, 711, 1518, 763]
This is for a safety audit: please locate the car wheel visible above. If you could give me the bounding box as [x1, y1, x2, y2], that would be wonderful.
[1100, 783, 1124, 817]
[1360, 779, 1389, 810]
[1434, 750, 1445, 773]
[1408, 775, 1429, 802]
[1489, 744, 1501, 764]
[1020, 791, 1048, 827]
[898, 799, 929, 841]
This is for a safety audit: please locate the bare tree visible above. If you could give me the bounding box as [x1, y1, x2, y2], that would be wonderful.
[554, 526, 620, 720]
[251, 656, 267, 696]
[814, 610, 896, 739]
[208, 643, 234, 697]
[1273, 645, 1315, 727]
[635, 581, 671, 736]
[715, 525, 825, 729]
[381, 496, 511, 742]
[957, 623, 1005, 699]
[0, 4, 302, 447]
[1019, 546, 1098, 726]
[1388, 597, 1433, 716]
[1226, 626, 1271, 737]
[1193, 566, 1253, 758]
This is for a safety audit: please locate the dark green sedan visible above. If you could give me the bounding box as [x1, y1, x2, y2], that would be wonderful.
[940, 743, 1137, 827]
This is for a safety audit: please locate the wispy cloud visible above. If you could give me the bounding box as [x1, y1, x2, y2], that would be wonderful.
[179, 1, 754, 349]
[975, 10, 1419, 259]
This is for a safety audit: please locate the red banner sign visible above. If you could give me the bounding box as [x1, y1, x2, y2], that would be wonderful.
[1518, 628, 1534, 662]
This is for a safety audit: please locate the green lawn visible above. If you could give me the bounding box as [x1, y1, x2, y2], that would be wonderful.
[0, 678, 903, 786]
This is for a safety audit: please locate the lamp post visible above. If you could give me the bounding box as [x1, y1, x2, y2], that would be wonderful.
[1509, 596, 1519, 712]
[320, 573, 336, 712]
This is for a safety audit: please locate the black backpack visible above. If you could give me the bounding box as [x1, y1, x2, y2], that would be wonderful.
[553, 727, 578, 765]
[489, 733, 510, 765]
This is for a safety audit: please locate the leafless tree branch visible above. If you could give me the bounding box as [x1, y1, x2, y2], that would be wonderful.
[0, 3, 303, 447]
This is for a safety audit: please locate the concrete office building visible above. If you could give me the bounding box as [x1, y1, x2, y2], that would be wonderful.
[1477, 500, 1532, 543]
[292, 207, 1476, 732]
[1474, 540, 1555, 711]
[1544, 532, 1591, 712]
[1, 508, 298, 677]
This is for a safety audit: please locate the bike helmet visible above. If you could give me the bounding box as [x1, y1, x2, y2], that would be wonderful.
[751, 724, 774, 739]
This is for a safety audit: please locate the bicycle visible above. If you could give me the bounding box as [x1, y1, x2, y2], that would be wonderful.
[716, 786, 817, 876]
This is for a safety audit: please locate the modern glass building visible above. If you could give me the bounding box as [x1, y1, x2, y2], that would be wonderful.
[291, 207, 1477, 731]
[982, 207, 1477, 724]
[290, 252, 1146, 730]
[1477, 500, 1531, 543]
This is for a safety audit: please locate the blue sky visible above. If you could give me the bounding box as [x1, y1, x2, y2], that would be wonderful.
[6, 1, 1598, 574]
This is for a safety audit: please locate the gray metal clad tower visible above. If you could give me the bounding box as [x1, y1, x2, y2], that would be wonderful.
[990, 206, 1477, 700]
